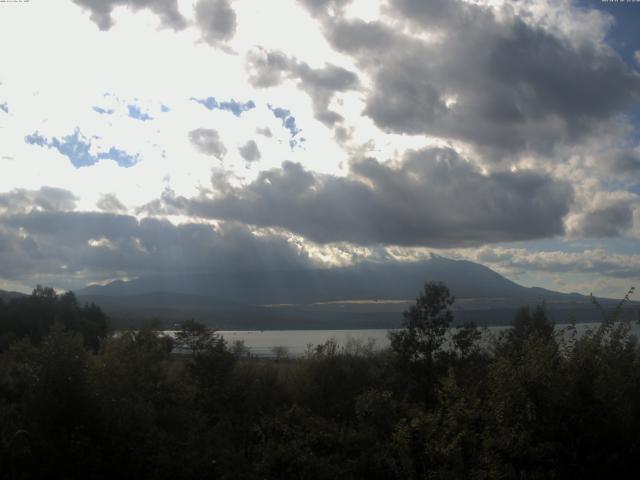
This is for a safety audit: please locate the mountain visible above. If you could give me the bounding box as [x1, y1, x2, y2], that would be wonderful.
[0, 289, 28, 302]
[77, 255, 577, 304]
[74, 256, 635, 329]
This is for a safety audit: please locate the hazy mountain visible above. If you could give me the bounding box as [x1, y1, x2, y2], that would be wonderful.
[0, 289, 28, 302]
[77, 255, 580, 305]
[71, 255, 636, 329]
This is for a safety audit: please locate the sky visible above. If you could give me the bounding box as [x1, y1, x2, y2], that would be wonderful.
[0, 0, 639, 298]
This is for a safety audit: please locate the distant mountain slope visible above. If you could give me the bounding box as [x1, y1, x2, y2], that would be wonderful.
[79, 291, 246, 310]
[77, 255, 577, 305]
[0, 289, 28, 302]
[73, 256, 635, 329]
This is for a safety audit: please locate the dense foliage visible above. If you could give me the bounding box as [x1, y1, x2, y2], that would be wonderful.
[0, 286, 108, 351]
[1, 283, 640, 479]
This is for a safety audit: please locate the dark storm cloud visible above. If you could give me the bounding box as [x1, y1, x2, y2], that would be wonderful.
[570, 199, 637, 238]
[291, 61, 358, 94]
[299, 0, 351, 16]
[159, 148, 573, 247]
[293, 61, 360, 126]
[256, 127, 273, 138]
[188, 128, 227, 158]
[0, 211, 312, 288]
[194, 0, 237, 45]
[474, 246, 640, 279]
[96, 193, 127, 213]
[246, 50, 291, 88]
[71, 0, 187, 30]
[238, 140, 261, 163]
[246, 48, 360, 126]
[304, 0, 640, 155]
[610, 150, 640, 176]
[0, 187, 77, 214]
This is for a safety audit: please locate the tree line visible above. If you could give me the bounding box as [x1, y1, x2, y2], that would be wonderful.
[0, 283, 639, 479]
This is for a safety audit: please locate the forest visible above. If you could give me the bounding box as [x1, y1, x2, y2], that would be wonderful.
[1, 282, 640, 479]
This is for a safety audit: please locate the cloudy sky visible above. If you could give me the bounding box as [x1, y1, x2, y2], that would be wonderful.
[0, 0, 639, 297]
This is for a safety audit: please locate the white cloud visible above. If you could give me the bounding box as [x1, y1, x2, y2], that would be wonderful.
[0, 0, 638, 298]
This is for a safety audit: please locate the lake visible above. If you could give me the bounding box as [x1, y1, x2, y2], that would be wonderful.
[218, 322, 640, 358]
[219, 329, 389, 357]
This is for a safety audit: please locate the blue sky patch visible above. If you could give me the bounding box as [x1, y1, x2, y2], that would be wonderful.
[191, 96, 256, 117]
[127, 104, 153, 121]
[24, 131, 48, 147]
[92, 106, 114, 115]
[160, 104, 171, 113]
[575, 1, 640, 141]
[0, 102, 8, 113]
[268, 105, 304, 148]
[25, 128, 139, 168]
[577, 0, 640, 68]
[100, 146, 139, 167]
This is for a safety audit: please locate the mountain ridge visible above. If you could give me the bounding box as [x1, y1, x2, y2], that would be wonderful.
[76, 256, 588, 305]
[70, 256, 637, 329]
[6, 257, 632, 329]
[0, 289, 28, 302]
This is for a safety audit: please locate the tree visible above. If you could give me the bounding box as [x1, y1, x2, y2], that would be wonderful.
[271, 345, 290, 361]
[32, 285, 56, 300]
[390, 282, 454, 363]
[389, 282, 454, 407]
[0, 287, 107, 350]
[174, 319, 219, 356]
[506, 304, 554, 352]
[452, 321, 482, 361]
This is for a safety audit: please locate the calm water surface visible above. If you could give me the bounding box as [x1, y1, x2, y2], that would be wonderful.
[218, 322, 640, 358]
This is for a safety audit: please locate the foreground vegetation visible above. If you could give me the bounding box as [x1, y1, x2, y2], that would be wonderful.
[1, 283, 639, 479]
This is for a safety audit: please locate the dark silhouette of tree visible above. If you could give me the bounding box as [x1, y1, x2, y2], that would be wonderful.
[175, 319, 219, 356]
[2, 281, 640, 479]
[0, 287, 107, 351]
[389, 281, 454, 407]
[499, 304, 554, 356]
[452, 321, 482, 360]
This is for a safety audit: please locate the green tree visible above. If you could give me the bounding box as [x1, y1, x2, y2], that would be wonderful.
[389, 282, 454, 407]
